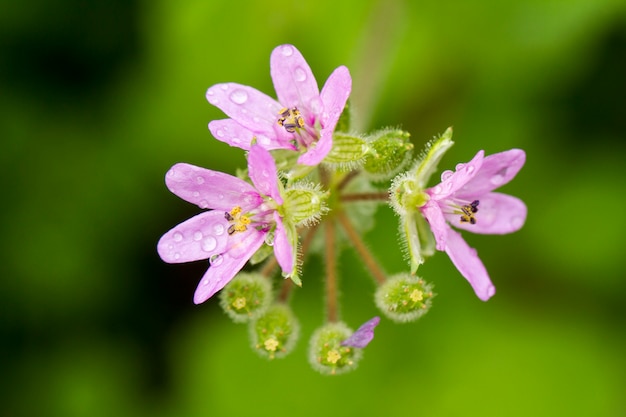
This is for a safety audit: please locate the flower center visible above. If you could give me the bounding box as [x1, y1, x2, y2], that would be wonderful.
[277, 107, 305, 133]
[225, 206, 252, 235]
[459, 200, 479, 225]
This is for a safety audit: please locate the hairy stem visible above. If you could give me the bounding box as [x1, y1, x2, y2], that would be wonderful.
[325, 219, 339, 323]
[340, 191, 389, 202]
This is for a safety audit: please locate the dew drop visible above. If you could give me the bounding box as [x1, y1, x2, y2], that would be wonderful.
[174, 252, 181, 260]
[210, 254, 224, 266]
[216, 129, 224, 138]
[433, 185, 442, 194]
[281, 45, 294, 56]
[456, 163, 465, 171]
[213, 223, 225, 236]
[193, 231, 203, 241]
[511, 216, 524, 229]
[265, 231, 275, 246]
[261, 169, 270, 178]
[490, 174, 505, 186]
[309, 97, 322, 114]
[207, 89, 214, 96]
[467, 165, 475, 174]
[196, 176, 205, 184]
[259, 136, 271, 146]
[198, 199, 209, 209]
[192, 191, 200, 198]
[441, 170, 454, 181]
[218, 194, 224, 200]
[230, 89, 248, 104]
[294, 67, 307, 82]
[202, 236, 217, 252]
[232, 137, 241, 144]
[173, 232, 183, 242]
[220, 84, 229, 91]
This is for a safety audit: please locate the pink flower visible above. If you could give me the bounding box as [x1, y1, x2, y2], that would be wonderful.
[206, 44, 351, 166]
[420, 149, 527, 301]
[157, 145, 295, 304]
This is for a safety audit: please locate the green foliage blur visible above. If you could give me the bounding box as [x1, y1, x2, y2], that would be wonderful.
[1, 0, 625, 416]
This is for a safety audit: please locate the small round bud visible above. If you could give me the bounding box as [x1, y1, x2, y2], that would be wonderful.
[283, 182, 328, 226]
[362, 129, 413, 180]
[249, 303, 299, 359]
[323, 133, 369, 170]
[219, 273, 272, 323]
[308, 322, 363, 375]
[375, 273, 435, 323]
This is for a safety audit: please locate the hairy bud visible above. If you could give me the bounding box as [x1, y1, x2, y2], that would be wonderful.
[375, 273, 435, 322]
[308, 322, 363, 375]
[249, 303, 299, 359]
[362, 129, 413, 180]
[219, 272, 272, 323]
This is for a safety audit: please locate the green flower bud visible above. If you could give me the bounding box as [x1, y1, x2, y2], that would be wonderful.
[375, 273, 435, 323]
[323, 133, 369, 170]
[249, 303, 299, 359]
[219, 272, 272, 323]
[283, 182, 328, 226]
[362, 128, 413, 180]
[308, 322, 363, 375]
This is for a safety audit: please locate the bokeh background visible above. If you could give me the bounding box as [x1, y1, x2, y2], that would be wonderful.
[1, 0, 625, 416]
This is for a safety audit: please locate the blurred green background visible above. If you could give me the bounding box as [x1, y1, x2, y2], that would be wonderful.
[1, 0, 625, 416]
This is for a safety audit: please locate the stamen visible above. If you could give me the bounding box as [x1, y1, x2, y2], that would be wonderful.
[460, 200, 479, 224]
[277, 107, 305, 133]
[225, 206, 252, 235]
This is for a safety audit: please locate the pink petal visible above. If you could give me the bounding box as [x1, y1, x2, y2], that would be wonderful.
[270, 44, 319, 119]
[319, 65, 351, 129]
[165, 163, 262, 212]
[341, 316, 380, 348]
[446, 192, 527, 235]
[193, 228, 266, 304]
[247, 145, 283, 204]
[206, 83, 284, 137]
[209, 119, 297, 151]
[458, 149, 526, 196]
[295, 66, 352, 166]
[157, 211, 230, 264]
[272, 212, 294, 275]
[428, 151, 484, 200]
[420, 200, 448, 251]
[444, 228, 495, 301]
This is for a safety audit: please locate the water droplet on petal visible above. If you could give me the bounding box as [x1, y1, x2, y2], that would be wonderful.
[259, 136, 271, 146]
[230, 89, 248, 104]
[192, 191, 200, 197]
[216, 129, 224, 138]
[490, 174, 505, 185]
[173, 232, 183, 242]
[173, 252, 181, 260]
[209, 254, 224, 266]
[433, 186, 442, 194]
[198, 199, 209, 209]
[232, 137, 241, 144]
[467, 165, 475, 174]
[511, 216, 524, 229]
[196, 176, 205, 184]
[202, 236, 217, 252]
[207, 89, 214, 96]
[213, 223, 225, 236]
[281, 45, 294, 56]
[220, 84, 229, 91]
[218, 194, 224, 200]
[193, 231, 203, 241]
[294, 67, 307, 82]
[261, 169, 270, 178]
[265, 231, 275, 246]
[309, 97, 322, 114]
[456, 163, 465, 171]
[441, 170, 454, 181]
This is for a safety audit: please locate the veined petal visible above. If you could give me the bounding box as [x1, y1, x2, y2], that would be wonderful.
[270, 44, 319, 116]
[193, 228, 266, 304]
[319, 65, 351, 128]
[206, 83, 282, 135]
[458, 149, 526, 196]
[272, 212, 295, 276]
[247, 145, 283, 204]
[428, 150, 484, 200]
[165, 163, 262, 211]
[157, 211, 230, 263]
[444, 228, 495, 301]
[297, 130, 334, 166]
[420, 200, 448, 251]
[447, 192, 527, 235]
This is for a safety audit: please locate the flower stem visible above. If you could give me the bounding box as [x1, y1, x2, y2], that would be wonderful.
[325, 218, 339, 323]
[340, 191, 389, 202]
[336, 211, 387, 285]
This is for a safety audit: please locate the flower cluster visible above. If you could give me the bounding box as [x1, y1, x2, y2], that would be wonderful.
[157, 44, 527, 374]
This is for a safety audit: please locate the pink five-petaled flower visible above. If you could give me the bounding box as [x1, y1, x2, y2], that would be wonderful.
[420, 149, 527, 301]
[157, 145, 295, 304]
[206, 44, 352, 166]
[341, 316, 381, 348]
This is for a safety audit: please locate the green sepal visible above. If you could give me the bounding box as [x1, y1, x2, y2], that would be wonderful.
[323, 133, 368, 168]
[412, 127, 454, 188]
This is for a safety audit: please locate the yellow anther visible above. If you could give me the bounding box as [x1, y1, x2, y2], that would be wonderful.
[225, 206, 252, 235]
[277, 107, 305, 133]
[460, 200, 479, 225]
[326, 350, 341, 364]
[232, 297, 247, 310]
[264, 337, 279, 352]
